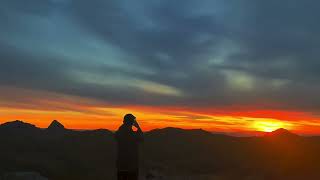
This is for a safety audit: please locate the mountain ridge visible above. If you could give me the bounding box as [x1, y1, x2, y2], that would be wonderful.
[264, 128, 299, 138]
[0, 120, 303, 137]
[0, 120, 318, 180]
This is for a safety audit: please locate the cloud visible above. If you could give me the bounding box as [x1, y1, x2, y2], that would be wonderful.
[1, 0, 320, 114]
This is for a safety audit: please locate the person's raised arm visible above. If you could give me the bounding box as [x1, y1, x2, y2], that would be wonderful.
[133, 120, 144, 142]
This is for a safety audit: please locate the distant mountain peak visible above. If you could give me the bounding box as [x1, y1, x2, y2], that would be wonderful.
[0, 120, 36, 129]
[0, 120, 39, 134]
[264, 128, 298, 138]
[148, 127, 212, 137]
[47, 120, 65, 130]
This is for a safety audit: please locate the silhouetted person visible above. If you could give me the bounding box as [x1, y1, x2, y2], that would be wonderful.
[115, 114, 144, 180]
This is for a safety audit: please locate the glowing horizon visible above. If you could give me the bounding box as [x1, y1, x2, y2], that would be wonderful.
[0, 88, 319, 135]
[1, 107, 319, 135]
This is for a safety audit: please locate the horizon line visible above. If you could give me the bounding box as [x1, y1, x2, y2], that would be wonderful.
[1, 119, 318, 137]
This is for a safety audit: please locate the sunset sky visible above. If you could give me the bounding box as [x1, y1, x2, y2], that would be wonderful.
[1, 0, 320, 135]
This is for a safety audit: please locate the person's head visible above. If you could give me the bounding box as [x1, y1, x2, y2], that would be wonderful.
[123, 113, 136, 126]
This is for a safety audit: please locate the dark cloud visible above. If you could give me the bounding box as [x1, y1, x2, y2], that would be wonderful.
[0, 43, 70, 89]
[0, 0, 53, 15]
[1, 0, 320, 113]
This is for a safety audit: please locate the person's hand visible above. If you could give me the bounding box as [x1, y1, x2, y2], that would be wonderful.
[133, 119, 139, 128]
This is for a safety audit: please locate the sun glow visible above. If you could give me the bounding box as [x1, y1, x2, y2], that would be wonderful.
[253, 121, 285, 132]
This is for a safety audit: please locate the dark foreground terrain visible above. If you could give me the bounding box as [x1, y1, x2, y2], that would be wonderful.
[0, 120, 320, 180]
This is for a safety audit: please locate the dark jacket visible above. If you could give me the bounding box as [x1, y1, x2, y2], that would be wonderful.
[115, 124, 144, 172]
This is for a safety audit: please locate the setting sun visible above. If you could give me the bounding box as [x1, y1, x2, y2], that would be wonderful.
[253, 121, 286, 132]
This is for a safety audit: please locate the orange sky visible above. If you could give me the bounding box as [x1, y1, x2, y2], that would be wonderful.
[1, 93, 320, 136]
[1, 87, 320, 135]
[1, 106, 320, 135]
